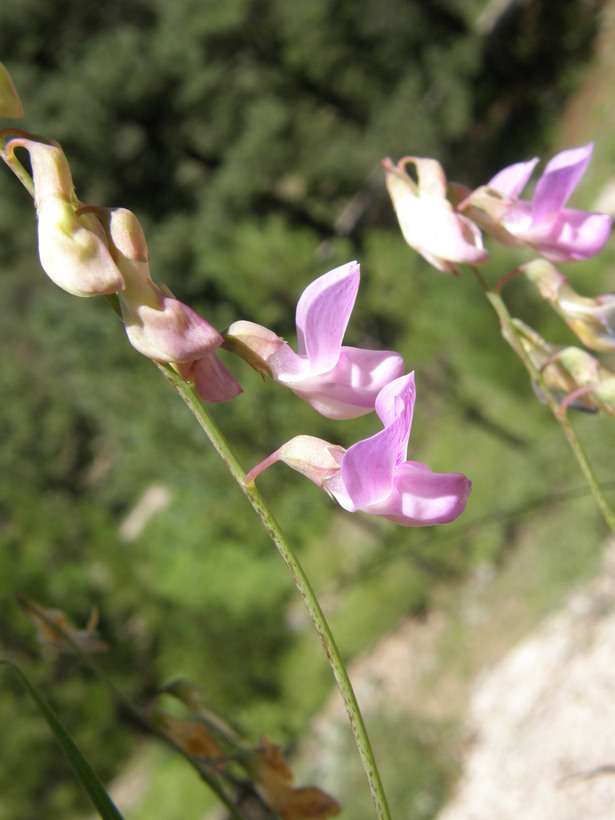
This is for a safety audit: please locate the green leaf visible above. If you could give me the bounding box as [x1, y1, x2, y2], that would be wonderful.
[0, 659, 124, 820]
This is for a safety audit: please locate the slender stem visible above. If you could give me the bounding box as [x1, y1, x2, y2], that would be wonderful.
[0, 128, 35, 196]
[14, 598, 244, 819]
[157, 363, 391, 820]
[474, 274, 615, 532]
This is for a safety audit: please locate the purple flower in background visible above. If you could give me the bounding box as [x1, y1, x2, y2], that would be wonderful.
[225, 261, 404, 419]
[247, 373, 471, 527]
[461, 144, 611, 262]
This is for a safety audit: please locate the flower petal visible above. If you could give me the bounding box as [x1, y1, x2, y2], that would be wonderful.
[286, 347, 405, 419]
[295, 261, 360, 372]
[180, 354, 242, 402]
[339, 423, 400, 510]
[340, 373, 415, 507]
[366, 461, 471, 526]
[37, 197, 125, 296]
[527, 207, 612, 263]
[488, 158, 539, 199]
[532, 143, 593, 225]
[386, 164, 487, 274]
[121, 295, 223, 362]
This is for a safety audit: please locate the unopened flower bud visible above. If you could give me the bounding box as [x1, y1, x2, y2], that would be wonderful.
[105, 208, 223, 363]
[512, 319, 615, 413]
[0, 62, 23, 118]
[104, 207, 242, 402]
[522, 259, 615, 352]
[3, 134, 124, 296]
[592, 378, 615, 414]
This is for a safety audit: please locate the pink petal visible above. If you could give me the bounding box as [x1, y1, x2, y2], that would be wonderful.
[122, 296, 223, 362]
[488, 158, 539, 199]
[367, 461, 471, 526]
[392, 193, 486, 273]
[268, 343, 312, 382]
[528, 208, 612, 263]
[182, 354, 242, 402]
[295, 261, 360, 373]
[340, 422, 401, 510]
[287, 347, 405, 419]
[532, 143, 593, 226]
[340, 373, 415, 506]
[374, 372, 415, 438]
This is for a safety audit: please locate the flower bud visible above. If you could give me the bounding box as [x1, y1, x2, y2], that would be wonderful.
[3, 134, 124, 296]
[104, 207, 242, 402]
[0, 62, 23, 118]
[105, 208, 224, 363]
[522, 259, 615, 352]
[592, 378, 615, 415]
[512, 319, 611, 412]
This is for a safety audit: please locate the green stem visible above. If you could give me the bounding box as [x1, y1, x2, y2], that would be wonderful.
[14, 598, 244, 819]
[0, 128, 35, 196]
[476, 276, 615, 533]
[157, 363, 391, 820]
[1, 659, 124, 820]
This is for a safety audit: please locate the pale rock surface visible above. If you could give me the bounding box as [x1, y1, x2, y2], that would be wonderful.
[438, 540, 615, 820]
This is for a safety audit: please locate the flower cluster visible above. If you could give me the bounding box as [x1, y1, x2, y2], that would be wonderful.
[384, 143, 610, 272]
[383, 142, 613, 415]
[1, 60, 473, 530]
[226, 263, 471, 525]
[0, 130, 241, 402]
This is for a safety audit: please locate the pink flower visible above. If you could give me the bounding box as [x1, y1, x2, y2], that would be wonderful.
[246, 373, 471, 527]
[382, 155, 487, 274]
[461, 144, 611, 263]
[225, 262, 404, 419]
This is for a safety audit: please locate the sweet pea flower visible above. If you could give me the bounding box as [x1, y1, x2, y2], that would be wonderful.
[382, 155, 488, 274]
[106, 208, 242, 402]
[0, 62, 23, 118]
[522, 258, 615, 352]
[1, 132, 125, 296]
[461, 144, 611, 263]
[246, 373, 471, 527]
[225, 261, 404, 419]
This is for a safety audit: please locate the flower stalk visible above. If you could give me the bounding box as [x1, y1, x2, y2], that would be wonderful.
[157, 362, 392, 820]
[473, 272, 615, 533]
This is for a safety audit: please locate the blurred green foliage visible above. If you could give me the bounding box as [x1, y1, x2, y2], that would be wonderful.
[0, 0, 610, 817]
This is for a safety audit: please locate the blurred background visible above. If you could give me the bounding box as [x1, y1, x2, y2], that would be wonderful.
[1, 0, 615, 817]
